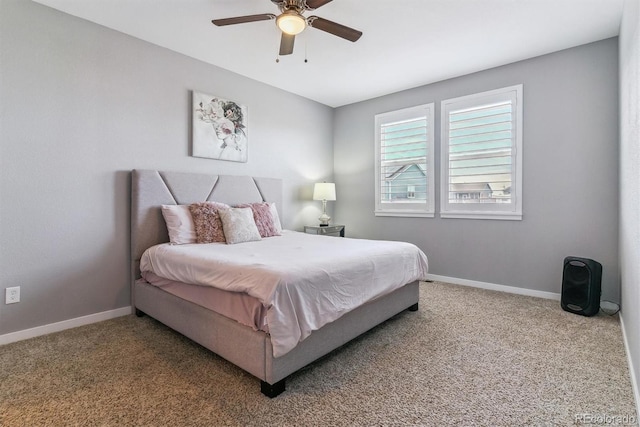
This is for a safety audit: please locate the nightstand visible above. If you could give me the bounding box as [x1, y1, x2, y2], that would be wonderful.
[304, 225, 345, 237]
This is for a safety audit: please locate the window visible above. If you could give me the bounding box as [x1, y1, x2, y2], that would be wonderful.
[375, 104, 435, 217]
[440, 85, 523, 220]
[407, 185, 416, 199]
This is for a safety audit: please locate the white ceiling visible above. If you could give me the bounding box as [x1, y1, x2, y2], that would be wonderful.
[33, 0, 624, 107]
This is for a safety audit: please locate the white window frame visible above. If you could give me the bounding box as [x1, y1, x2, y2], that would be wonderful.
[375, 103, 435, 218]
[440, 85, 523, 220]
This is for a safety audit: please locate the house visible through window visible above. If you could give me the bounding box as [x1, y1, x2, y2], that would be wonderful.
[407, 185, 416, 199]
[440, 85, 523, 220]
[375, 103, 435, 217]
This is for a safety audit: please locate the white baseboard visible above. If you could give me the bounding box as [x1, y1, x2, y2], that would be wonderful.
[0, 306, 132, 346]
[619, 313, 640, 419]
[426, 274, 562, 301]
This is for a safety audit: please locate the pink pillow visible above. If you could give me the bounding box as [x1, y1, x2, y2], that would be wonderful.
[189, 202, 229, 243]
[161, 204, 196, 244]
[235, 202, 280, 238]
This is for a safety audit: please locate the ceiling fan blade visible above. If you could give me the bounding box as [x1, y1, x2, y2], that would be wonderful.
[308, 16, 362, 42]
[279, 33, 295, 55]
[212, 14, 275, 27]
[304, 0, 333, 10]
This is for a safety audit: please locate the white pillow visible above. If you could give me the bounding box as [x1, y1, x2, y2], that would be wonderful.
[219, 207, 262, 244]
[269, 203, 283, 234]
[161, 205, 196, 244]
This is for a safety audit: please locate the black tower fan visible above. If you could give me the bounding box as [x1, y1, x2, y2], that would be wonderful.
[561, 256, 602, 317]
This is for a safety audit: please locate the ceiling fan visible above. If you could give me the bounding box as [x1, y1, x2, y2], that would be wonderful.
[212, 0, 363, 56]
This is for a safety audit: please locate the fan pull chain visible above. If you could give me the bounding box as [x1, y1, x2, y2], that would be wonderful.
[304, 37, 308, 63]
[274, 33, 308, 63]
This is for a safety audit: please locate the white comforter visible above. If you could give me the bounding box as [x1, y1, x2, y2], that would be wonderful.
[140, 231, 429, 357]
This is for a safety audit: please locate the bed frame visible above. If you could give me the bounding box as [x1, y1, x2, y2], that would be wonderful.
[131, 169, 419, 397]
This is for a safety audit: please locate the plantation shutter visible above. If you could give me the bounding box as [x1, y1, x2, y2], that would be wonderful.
[447, 100, 514, 204]
[440, 84, 523, 220]
[375, 104, 434, 217]
[380, 116, 428, 202]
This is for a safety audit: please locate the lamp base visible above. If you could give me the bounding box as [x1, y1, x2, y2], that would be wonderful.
[318, 212, 331, 227]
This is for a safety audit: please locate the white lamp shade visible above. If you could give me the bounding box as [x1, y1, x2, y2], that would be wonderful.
[313, 183, 336, 201]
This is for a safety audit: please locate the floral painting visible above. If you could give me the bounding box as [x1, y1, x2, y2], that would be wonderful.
[192, 91, 248, 162]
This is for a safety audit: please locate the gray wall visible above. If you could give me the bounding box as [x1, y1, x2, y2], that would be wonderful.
[334, 38, 620, 301]
[619, 0, 640, 406]
[0, 0, 334, 335]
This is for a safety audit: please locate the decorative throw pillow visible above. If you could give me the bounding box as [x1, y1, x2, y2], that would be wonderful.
[219, 207, 262, 244]
[235, 202, 280, 237]
[268, 203, 283, 234]
[161, 205, 196, 244]
[188, 202, 230, 243]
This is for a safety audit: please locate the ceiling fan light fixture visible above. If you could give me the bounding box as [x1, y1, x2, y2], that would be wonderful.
[276, 10, 307, 35]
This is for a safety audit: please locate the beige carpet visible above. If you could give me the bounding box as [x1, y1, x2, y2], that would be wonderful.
[0, 282, 636, 426]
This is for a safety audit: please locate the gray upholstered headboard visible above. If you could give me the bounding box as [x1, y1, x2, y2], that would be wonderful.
[131, 169, 283, 281]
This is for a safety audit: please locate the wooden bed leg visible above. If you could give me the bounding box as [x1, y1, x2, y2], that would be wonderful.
[135, 308, 145, 317]
[260, 379, 286, 398]
[408, 303, 419, 312]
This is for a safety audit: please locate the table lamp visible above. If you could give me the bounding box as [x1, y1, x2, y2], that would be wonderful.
[313, 182, 336, 226]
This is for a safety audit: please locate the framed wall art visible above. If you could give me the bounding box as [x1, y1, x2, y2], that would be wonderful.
[192, 91, 248, 162]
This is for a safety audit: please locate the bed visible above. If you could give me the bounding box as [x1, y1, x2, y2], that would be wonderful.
[131, 169, 428, 397]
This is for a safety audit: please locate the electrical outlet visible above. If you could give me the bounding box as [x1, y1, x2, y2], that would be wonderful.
[5, 286, 20, 304]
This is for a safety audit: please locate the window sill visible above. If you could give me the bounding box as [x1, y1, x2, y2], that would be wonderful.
[375, 210, 435, 218]
[440, 211, 522, 221]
